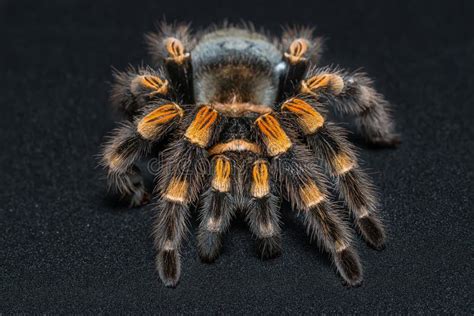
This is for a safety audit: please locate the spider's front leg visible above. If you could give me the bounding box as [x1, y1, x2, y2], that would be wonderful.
[146, 23, 194, 102]
[196, 155, 235, 263]
[299, 68, 400, 147]
[110, 66, 170, 117]
[280, 98, 385, 249]
[279, 29, 323, 99]
[254, 113, 362, 286]
[101, 101, 183, 206]
[197, 155, 282, 262]
[154, 105, 221, 287]
[246, 159, 282, 259]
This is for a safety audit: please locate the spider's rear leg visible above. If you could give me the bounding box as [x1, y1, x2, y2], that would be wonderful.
[110, 66, 170, 117]
[154, 105, 221, 287]
[254, 113, 362, 286]
[281, 98, 386, 249]
[196, 155, 235, 263]
[246, 159, 282, 259]
[101, 102, 183, 206]
[300, 69, 400, 147]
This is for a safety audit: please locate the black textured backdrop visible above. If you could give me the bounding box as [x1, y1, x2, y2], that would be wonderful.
[1, 0, 473, 313]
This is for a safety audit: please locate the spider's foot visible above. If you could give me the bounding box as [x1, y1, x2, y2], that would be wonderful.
[128, 189, 150, 208]
[126, 171, 150, 207]
[110, 170, 150, 208]
[335, 247, 363, 287]
[358, 215, 386, 251]
[257, 236, 282, 260]
[156, 250, 181, 288]
[367, 134, 401, 148]
[197, 231, 223, 263]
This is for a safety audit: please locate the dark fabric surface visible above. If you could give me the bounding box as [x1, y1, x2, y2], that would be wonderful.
[1, 0, 473, 313]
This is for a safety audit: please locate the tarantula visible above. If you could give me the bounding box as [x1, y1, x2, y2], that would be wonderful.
[101, 22, 399, 288]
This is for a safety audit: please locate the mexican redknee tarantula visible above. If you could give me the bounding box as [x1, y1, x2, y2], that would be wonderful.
[101, 22, 399, 287]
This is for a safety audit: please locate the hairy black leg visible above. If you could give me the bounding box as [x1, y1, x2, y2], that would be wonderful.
[154, 105, 221, 287]
[146, 22, 194, 102]
[254, 112, 362, 286]
[101, 122, 150, 206]
[163, 37, 193, 102]
[246, 159, 282, 259]
[281, 26, 324, 65]
[300, 67, 399, 147]
[197, 155, 235, 263]
[278, 27, 324, 100]
[197, 191, 233, 263]
[312, 124, 385, 249]
[110, 66, 170, 118]
[101, 102, 183, 206]
[280, 98, 386, 249]
[153, 199, 188, 287]
[274, 148, 362, 286]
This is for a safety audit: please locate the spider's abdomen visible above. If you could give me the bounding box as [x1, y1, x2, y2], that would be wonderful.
[192, 28, 283, 106]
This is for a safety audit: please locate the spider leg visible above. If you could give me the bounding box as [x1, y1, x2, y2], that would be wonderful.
[146, 22, 194, 102]
[276, 147, 362, 286]
[196, 155, 235, 263]
[110, 66, 170, 118]
[154, 105, 221, 287]
[100, 102, 183, 206]
[246, 159, 282, 259]
[153, 198, 188, 288]
[299, 68, 399, 147]
[278, 27, 324, 100]
[280, 98, 386, 249]
[254, 112, 362, 286]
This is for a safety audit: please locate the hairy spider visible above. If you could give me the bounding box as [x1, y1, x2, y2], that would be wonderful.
[101, 22, 399, 287]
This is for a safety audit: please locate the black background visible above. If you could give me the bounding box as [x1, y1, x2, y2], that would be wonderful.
[1, 0, 473, 313]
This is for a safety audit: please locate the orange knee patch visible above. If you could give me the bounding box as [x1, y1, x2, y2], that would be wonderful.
[211, 156, 231, 192]
[164, 37, 190, 65]
[137, 103, 183, 139]
[164, 178, 188, 203]
[284, 38, 309, 64]
[251, 160, 270, 198]
[255, 114, 292, 156]
[184, 106, 219, 147]
[130, 75, 169, 96]
[281, 98, 325, 134]
[301, 73, 345, 96]
[299, 181, 325, 209]
[332, 152, 354, 175]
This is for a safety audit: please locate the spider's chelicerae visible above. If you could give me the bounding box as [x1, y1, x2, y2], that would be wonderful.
[101, 22, 399, 287]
